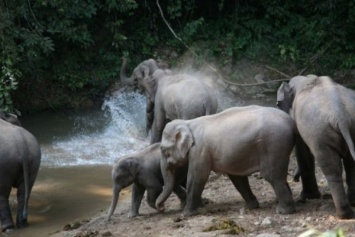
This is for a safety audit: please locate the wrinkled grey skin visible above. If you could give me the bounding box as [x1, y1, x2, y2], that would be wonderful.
[277, 75, 355, 219]
[0, 113, 41, 232]
[107, 143, 187, 220]
[142, 69, 218, 144]
[156, 106, 296, 216]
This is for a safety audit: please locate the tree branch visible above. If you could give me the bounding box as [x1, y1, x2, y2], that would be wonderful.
[265, 65, 291, 78]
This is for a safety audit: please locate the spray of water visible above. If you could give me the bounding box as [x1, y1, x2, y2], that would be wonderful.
[41, 89, 149, 167]
[39, 69, 243, 167]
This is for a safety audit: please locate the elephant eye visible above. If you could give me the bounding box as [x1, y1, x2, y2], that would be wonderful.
[161, 149, 170, 158]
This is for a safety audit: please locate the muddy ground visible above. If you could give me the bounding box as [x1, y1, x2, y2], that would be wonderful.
[50, 154, 355, 237]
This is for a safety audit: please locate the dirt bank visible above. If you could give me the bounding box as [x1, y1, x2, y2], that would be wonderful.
[50, 155, 355, 237]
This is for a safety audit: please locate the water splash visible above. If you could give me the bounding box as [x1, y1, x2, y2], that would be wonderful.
[40, 89, 149, 167]
[36, 79, 243, 167]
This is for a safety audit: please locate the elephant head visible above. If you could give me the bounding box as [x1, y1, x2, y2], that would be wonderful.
[155, 121, 194, 211]
[107, 157, 138, 221]
[120, 58, 160, 89]
[0, 110, 21, 126]
[277, 75, 318, 113]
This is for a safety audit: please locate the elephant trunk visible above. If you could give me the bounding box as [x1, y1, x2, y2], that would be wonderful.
[120, 58, 134, 85]
[107, 184, 122, 221]
[156, 164, 175, 211]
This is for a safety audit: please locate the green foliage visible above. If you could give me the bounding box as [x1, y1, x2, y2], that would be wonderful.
[0, 65, 19, 113]
[1, 0, 355, 111]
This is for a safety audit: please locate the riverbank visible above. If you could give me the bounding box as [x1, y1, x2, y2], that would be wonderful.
[49, 156, 355, 237]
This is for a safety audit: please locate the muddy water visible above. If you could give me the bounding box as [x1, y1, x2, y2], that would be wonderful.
[3, 81, 260, 237]
[6, 166, 113, 237]
[5, 89, 149, 237]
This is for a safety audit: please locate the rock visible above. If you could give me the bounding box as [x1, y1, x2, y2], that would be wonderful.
[256, 234, 281, 237]
[261, 217, 273, 226]
[101, 231, 112, 237]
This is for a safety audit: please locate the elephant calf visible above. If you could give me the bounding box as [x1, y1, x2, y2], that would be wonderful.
[0, 112, 41, 232]
[156, 105, 296, 216]
[107, 143, 187, 220]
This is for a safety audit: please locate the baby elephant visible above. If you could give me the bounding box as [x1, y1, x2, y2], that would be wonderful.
[107, 143, 187, 220]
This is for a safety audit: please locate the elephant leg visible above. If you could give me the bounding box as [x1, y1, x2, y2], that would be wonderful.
[315, 146, 354, 219]
[0, 185, 15, 232]
[228, 175, 259, 209]
[145, 100, 154, 134]
[295, 136, 321, 200]
[150, 110, 167, 144]
[173, 185, 187, 209]
[261, 156, 295, 214]
[343, 154, 355, 206]
[184, 166, 210, 216]
[129, 184, 145, 218]
[16, 182, 29, 229]
[146, 185, 162, 211]
[266, 178, 295, 214]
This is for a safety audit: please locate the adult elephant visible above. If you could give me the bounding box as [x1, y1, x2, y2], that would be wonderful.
[155, 106, 296, 216]
[0, 113, 41, 231]
[142, 69, 218, 144]
[277, 75, 355, 219]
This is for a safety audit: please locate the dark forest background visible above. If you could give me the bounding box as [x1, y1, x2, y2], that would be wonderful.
[1, 0, 355, 113]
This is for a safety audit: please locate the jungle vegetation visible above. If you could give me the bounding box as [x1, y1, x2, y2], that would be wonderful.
[1, 0, 355, 113]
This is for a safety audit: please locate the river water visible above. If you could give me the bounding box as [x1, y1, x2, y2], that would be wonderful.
[4, 83, 247, 237]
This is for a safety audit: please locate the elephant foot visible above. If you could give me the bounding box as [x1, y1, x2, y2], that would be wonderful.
[16, 220, 28, 229]
[300, 190, 321, 200]
[182, 208, 199, 217]
[128, 212, 138, 218]
[1, 223, 15, 232]
[337, 208, 354, 220]
[245, 199, 259, 210]
[276, 203, 295, 215]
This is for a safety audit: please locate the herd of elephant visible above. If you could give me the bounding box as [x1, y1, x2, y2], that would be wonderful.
[1, 58, 355, 232]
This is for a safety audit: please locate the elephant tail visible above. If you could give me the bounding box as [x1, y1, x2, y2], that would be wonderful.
[21, 138, 30, 220]
[339, 122, 355, 161]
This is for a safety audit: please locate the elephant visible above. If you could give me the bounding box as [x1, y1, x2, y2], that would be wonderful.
[0, 110, 21, 126]
[0, 113, 41, 231]
[107, 143, 187, 220]
[120, 58, 166, 90]
[155, 105, 296, 216]
[141, 69, 218, 144]
[277, 75, 355, 219]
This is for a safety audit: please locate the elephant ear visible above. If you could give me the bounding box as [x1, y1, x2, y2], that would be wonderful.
[123, 157, 139, 178]
[174, 125, 194, 160]
[277, 82, 289, 101]
[276, 82, 293, 113]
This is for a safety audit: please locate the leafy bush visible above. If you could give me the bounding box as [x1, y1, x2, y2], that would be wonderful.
[1, 0, 355, 112]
